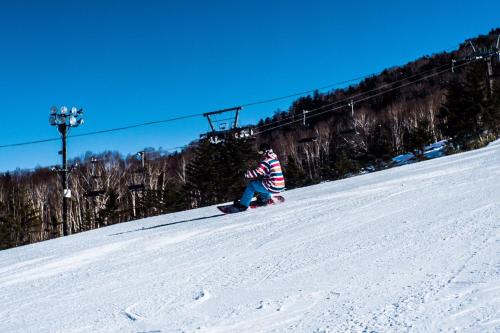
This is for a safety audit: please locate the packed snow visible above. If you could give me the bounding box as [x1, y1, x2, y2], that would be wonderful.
[1, 141, 499, 333]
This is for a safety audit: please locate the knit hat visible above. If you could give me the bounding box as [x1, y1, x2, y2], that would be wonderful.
[258, 143, 271, 153]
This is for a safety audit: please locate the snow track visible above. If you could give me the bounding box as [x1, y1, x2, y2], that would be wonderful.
[1, 141, 499, 333]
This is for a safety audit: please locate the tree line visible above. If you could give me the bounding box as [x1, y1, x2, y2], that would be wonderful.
[1, 29, 499, 250]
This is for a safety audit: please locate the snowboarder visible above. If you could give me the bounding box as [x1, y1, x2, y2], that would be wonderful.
[233, 143, 285, 211]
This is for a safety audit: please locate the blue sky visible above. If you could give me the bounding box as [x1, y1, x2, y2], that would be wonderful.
[0, 0, 499, 171]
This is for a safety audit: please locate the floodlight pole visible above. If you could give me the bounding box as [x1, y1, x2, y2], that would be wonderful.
[59, 124, 69, 236]
[49, 106, 84, 237]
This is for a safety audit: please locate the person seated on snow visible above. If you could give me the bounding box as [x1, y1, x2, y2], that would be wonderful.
[233, 143, 285, 211]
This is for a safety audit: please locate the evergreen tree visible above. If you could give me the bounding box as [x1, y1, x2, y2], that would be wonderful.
[98, 188, 121, 226]
[483, 81, 500, 136]
[0, 190, 42, 249]
[138, 182, 188, 217]
[404, 120, 433, 160]
[185, 141, 224, 207]
[0, 202, 17, 250]
[219, 137, 255, 200]
[438, 63, 489, 149]
[438, 78, 467, 147]
[332, 151, 359, 179]
[185, 138, 255, 207]
[367, 124, 394, 163]
[158, 181, 188, 213]
[283, 156, 307, 189]
[463, 62, 489, 140]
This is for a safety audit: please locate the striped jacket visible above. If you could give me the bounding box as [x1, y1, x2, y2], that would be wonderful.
[245, 150, 285, 193]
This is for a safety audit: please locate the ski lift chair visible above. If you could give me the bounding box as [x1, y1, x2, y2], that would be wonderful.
[200, 106, 255, 144]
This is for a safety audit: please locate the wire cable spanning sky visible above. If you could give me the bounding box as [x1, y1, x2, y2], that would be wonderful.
[0, 71, 380, 149]
[0, 59, 475, 158]
[0, 0, 499, 171]
[254, 60, 475, 135]
[0, 60, 459, 150]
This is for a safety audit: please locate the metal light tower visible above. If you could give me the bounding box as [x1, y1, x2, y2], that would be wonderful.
[49, 106, 84, 236]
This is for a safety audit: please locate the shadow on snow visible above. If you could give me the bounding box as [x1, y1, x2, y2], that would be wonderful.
[108, 213, 226, 236]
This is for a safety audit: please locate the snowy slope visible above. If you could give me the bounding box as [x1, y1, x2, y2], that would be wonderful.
[1, 142, 499, 333]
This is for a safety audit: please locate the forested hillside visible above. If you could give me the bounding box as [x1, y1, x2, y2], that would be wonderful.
[1, 28, 499, 250]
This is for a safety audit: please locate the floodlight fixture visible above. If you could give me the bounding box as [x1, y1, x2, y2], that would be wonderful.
[49, 105, 84, 129]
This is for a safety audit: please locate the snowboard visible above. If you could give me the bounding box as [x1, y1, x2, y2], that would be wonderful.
[217, 196, 285, 214]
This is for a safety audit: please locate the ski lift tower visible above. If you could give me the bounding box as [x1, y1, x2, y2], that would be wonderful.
[467, 38, 499, 93]
[128, 150, 147, 218]
[297, 110, 318, 144]
[456, 35, 500, 93]
[201, 106, 255, 144]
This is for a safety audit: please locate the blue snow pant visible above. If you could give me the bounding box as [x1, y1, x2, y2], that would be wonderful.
[240, 180, 272, 207]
